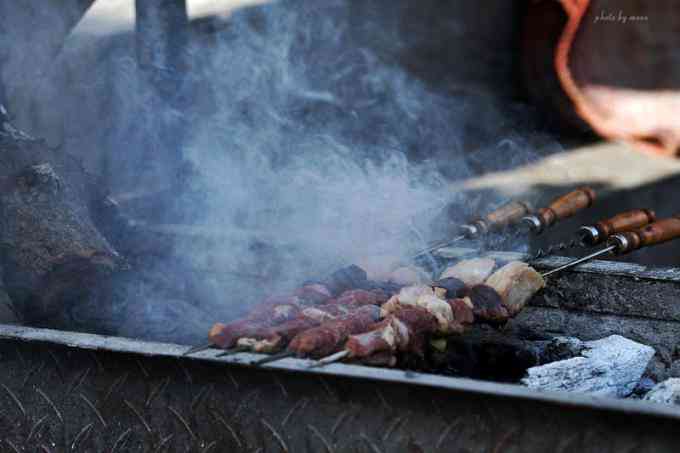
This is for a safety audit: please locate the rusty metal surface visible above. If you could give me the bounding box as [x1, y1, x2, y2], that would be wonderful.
[0, 325, 679, 452]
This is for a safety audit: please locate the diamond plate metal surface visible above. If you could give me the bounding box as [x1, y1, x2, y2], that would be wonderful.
[0, 338, 679, 452]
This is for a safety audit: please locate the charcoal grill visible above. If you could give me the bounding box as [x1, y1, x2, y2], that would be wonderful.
[1, 248, 680, 452]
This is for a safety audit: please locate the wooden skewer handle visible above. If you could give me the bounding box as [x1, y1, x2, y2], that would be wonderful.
[464, 201, 532, 236]
[536, 187, 596, 228]
[611, 216, 680, 254]
[481, 201, 532, 231]
[581, 209, 656, 245]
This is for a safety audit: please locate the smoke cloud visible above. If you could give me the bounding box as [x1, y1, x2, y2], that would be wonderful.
[4, 1, 557, 342]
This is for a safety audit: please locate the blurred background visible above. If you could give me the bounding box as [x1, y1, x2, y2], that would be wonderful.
[0, 0, 679, 336]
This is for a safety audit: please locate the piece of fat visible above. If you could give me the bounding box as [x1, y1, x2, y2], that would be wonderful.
[234, 337, 278, 353]
[301, 307, 337, 323]
[397, 285, 435, 305]
[484, 261, 545, 316]
[416, 294, 454, 334]
[439, 258, 496, 286]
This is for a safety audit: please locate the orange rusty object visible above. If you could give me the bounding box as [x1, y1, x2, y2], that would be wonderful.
[555, 0, 680, 156]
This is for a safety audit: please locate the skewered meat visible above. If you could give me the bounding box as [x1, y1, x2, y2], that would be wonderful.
[484, 261, 545, 316]
[288, 305, 382, 358]
[208, 297, 303, 349]
[431, 277, 468, 299]
[345, 306, 438, 359]
[416, 294, 461, 334]
[236, 316, 323, 353]
[466, 284, 509, 325]
[358, 351, 398, 367]
[222, 302, 357, 353]
[448, 298, 475, 326]
[439, 258, 496, 286]
[333, 288, 389, 307]
[344, 318, 406, 358]
[381, 285, 464, 334]
[294, 284, 332, 304]
[301, 304, 350, 322]
[209, 319, 270, 349]
[395, 285, 434, 305]
[247, 295, 302, 320]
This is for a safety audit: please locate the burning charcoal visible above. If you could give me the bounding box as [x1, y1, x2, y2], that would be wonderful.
[439, 258, 496, 286]
[644, 379, 680, 405]
[466, 284, 509, 325]
[522, 335, 655, 398]
[322, 265, 368, 295]
[431, 277, 468, 299]
[484, 261, 545, 316]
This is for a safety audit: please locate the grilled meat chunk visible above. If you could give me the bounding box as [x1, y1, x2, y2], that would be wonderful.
[207, 297, 303, 349]
[431, 277, 468, 299]
[288, 305, 382, 358]
[466, 284, 509, 325]
[484, 261, 545, 316]
[333, 288, 389, 307]
[448, 298, 475, 326]
[247, 295, 302, 320]
[358, 351, 398, 367]
[439, 258, 496, 286]
[294, 284, 332, 304]
[416, 293, 461, 334]
[345, 306, 437, 359]
[394, 285, 435, 306]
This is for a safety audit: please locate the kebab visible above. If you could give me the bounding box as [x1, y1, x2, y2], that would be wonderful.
[252, 304, 384, 365]
[542, 215, 680, 277]
[313, 260, 545, 367]
[213, 289, 389, 358]
[183, 283, 335, 355]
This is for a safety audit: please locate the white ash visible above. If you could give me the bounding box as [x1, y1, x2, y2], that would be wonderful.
[522, 335, 655, 398]
[644, 378, 680, 405]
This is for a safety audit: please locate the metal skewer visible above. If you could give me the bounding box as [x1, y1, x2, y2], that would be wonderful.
[532, 208, 656, 260]
[216, 346, 251, 357]
[541, 245, 617, 278]
[252, 351, 296, 365]
[411, 235, 465, 260]
[412, 200, 532, 259]
[309, 350, 350, 368]
[541, 215, 680, 278]
[182, 343, 214, 356]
